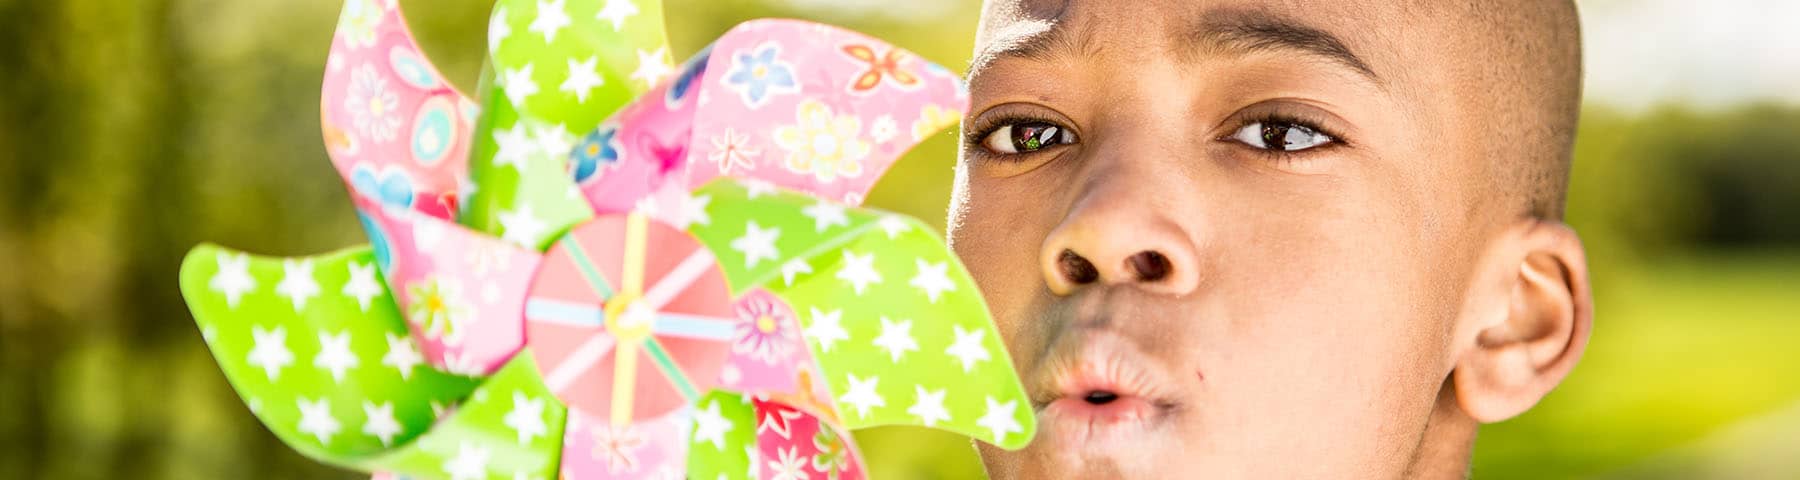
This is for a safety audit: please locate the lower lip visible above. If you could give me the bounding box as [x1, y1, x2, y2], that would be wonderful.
[1040, 396, 1162, 440]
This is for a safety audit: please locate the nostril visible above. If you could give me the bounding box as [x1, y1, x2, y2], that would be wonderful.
[1083, 391, 1119, 405]
[1127, 250, 1171, 282]
[1059, 249, 1099, 284]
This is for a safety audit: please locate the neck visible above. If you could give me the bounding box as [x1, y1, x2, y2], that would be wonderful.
[1403, 380, 1479, 479]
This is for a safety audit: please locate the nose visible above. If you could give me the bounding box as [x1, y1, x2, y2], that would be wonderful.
[1040, 171, 1203, 296]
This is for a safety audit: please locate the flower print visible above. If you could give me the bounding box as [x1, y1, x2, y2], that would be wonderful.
[732, 293, 795, 365]
[405, 276, 471, 345]
[869, 115, 898, 144]
[910, 103, 960, 142]
[811, 426, 851, 479]
[569, 125, 623, 183]
[767, 446, 807, 480]
[723, 43, 799, 108]
[773, 100, 871, 182]
[707, 127, 761, 174]
[590, 424, 646, 474]
[338, 0, 384, 49]
[665, 47, 711, 107]
[346, 64, 401, 143]
[841, 43, 920, 93]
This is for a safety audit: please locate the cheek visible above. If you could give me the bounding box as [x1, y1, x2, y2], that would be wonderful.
[949, 178, 1060, 361]
[1201, 182, 1453, 469]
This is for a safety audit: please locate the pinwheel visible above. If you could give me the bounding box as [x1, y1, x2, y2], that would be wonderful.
[178, 1, 1033, 479]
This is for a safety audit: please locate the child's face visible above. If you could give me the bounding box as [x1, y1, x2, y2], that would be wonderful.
[951, 0, 1516, 477]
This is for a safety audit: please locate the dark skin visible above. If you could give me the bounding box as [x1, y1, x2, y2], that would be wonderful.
[948, 1, 1590, 478]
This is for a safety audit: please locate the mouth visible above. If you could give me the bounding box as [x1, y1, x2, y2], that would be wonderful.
[1031, 333, 1183, 443]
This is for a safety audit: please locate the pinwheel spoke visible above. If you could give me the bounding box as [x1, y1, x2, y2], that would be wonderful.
[524, 298, 606, 327]
[610, 339, 640, 426]
[621, 212, 649, 297]
[643, 337, 701, 401]
[544, 334, 616, 394]
[639, 249, 716, 311]
[560, 235, 615, 299]
[651, 313, 737, 341]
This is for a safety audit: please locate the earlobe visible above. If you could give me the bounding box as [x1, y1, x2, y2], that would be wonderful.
[1451, 221, 1593, 423]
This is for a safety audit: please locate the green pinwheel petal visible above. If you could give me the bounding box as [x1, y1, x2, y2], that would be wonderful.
[180, 244, 570, 478]
[460, 0, 672, 250]
[178, 244, 483, 463]
[686, 180, 1038, 449]
[355, 353, 568, 479]
[686, 391, 760, 480]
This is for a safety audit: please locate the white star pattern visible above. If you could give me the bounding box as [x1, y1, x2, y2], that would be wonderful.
[444, 441, 492, 480]
[907, 386, 951, 427]
[908, 259, 956, 303]
[342, 261, 383, 312]
[382, 332, 425, 380]
[871, 317, 919, 363]
[313, 330, 360, 383]
[742, 179, 776, 198]
[778, 258, 812, 286]
[362, 400, 402, 446]
[503, 391, 548, 445]
[533, 122, 575, 159]
[487, 6, 510, 52]
[630, 47, 673, 87]
[596, 0, 639, 31]
[275, 259, 320, 312]
[976, 397, 1023, 444]
[499, 204, 549, 247]
[693, 398, 734, 450]
[210, 252, 256, 308]
[679, 193, 711, 227]
[834, 250, 882, 295]
[296, 397, 341, 446]
[527, 0, 570, 44]
[945, 324, 992, 373]
[838, 373, 885, 419]
[501, 64, 539, 107]
[492, 121, 536, 173]
[247, 324, 294, 381]
[800, 199, 848, 233]
[876, 215, 910, 239]
[729, 220, 781, 268]
[805, 307, 849, 353]
[560, 56, 604, 103]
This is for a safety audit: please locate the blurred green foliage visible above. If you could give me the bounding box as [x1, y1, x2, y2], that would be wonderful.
[0, 1, 1794, 479]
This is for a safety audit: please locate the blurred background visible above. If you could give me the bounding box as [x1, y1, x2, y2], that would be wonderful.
[1, 0, 1795, 478]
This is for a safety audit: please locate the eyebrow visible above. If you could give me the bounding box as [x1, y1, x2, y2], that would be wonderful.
[968, 9, 1382, 86]
[1190, 10, 1382, 84]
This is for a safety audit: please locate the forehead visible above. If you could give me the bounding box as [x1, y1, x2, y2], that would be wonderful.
[972, 0, 1432, 88]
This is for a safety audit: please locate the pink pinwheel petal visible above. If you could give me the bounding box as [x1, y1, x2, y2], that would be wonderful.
[352, 194, 538, 376]
[322, 0, 477, 219]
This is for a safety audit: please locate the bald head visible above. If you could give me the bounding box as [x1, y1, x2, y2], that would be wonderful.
[1440, 1, 1584, 220]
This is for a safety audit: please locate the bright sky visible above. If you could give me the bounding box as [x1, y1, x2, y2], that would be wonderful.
[1580, 0, 1800, 111]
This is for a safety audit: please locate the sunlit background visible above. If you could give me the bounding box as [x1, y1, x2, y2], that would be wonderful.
[1, 0, 1795, 478]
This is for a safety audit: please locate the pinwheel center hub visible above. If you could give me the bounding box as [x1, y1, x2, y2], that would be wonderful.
[603, 294, 655, 342]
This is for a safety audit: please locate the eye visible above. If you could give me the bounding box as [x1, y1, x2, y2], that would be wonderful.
[981, 120, 1077, 155]
[1229, 120, 1334, 152]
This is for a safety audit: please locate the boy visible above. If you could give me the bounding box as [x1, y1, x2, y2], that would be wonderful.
[946, 0, 1591, 478]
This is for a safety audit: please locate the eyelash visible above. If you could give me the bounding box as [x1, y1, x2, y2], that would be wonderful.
[965, 114, 1072, 161]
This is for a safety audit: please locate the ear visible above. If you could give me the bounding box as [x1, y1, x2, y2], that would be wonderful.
[1450, 220, 1593, 423]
